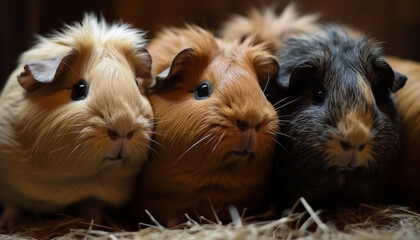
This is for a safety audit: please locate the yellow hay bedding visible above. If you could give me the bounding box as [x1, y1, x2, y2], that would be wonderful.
[2, 199, 420, 240]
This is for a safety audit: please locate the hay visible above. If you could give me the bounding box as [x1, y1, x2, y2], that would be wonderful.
[2, 199, 420, 240]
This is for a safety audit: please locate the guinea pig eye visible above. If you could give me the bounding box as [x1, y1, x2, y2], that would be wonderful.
[71, 79, 88, 100]
[194, 80, 213, 100]
[313, 90, 325, 105]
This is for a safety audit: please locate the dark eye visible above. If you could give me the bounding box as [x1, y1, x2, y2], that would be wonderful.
[313, 90, 325, 105]
[194, 80, 212, 100]
[71, 79, 88, 100]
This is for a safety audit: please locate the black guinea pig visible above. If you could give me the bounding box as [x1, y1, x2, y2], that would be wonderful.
[269, 25, 407, 209]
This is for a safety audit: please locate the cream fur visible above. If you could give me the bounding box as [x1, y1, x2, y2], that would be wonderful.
[0, 14, 153, 221]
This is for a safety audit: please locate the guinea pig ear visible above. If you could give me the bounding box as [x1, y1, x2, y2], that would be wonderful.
[391, 71, 407, 92]
[152, 48, 198, 92]
[373, 59, 407, 93]
[253, 55, 280, 87]
[18, 51, 76, 92]
[135, 48, 154, 88]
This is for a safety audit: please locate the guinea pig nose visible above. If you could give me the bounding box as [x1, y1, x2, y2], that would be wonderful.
[107, 129, 135, 140]
[236, 119, 249, 131]
[236, 120, 262, 132]
[126, 130, 135, 140]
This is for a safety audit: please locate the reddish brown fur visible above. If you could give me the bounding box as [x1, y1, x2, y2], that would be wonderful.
[133, 25, 279, 225]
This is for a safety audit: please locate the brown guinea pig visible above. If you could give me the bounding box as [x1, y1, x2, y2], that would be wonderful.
[0, 14, 153, 230]
[131, 25, 280, 226]
[387, 56, 420, 210]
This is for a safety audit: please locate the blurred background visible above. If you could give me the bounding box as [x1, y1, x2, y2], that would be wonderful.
[1, 0, 419, 89]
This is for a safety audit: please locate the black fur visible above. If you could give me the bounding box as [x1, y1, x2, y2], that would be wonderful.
[269, 25, 407, 210]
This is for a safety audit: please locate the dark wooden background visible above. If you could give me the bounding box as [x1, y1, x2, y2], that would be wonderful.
[1, 0, 419, 90]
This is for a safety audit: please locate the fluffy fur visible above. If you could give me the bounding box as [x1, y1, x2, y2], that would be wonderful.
[270, 26, 407, 209]
[0, 14, 154, 229]
[387, 56, 420, 210]
[219, 4, 321, 54]
[131, 25, 280, 226]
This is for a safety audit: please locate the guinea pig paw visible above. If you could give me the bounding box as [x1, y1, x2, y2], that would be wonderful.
[0, 205, 22, 231]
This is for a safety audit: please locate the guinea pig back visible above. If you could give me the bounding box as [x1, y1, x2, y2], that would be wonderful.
[272, 25, 407, 208]
[132, 25, 280, 225]
[387, 56, 420, 209]
[219, 3, 321, 54]
[0, 14, 153, 228]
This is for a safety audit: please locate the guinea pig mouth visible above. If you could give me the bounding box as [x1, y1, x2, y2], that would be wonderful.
[107, 154, 124, 161]
[230, 150, 252, 158]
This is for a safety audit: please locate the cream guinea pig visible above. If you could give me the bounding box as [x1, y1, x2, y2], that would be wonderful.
[131, 25, 280, 226]
[0, 14, 154, 230]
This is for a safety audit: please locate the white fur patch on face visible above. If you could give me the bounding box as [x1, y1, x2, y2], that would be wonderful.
[325, 109, 374, 169]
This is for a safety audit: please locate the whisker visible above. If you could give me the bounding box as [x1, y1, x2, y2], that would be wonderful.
[273, 119, 291, 125]
[206, 135, 216, 144]
[267, 142, 275, 155]
[176, 134, 213, 162]
[262, 75, 271, 94]
[152, 119, 173, 125]
[69, 138, 90, 156]
[148, 145, 158, 154]
[49, 143, 73, 154]
[147, 130, 165, 136]
[66, 123, 87, 128]
[212, 132, 225, 154]
[54, 130, 82, 138]
[62, 62, 80, 79]
[277, 132, 293, 139]
[73, 144, 90, 159]
[278, 114, 294, 119]
[272, 137, 292, 158]
[274, 97, 302, 111]
[272, 96, 293, 107]
[148, 138, 164, 149]
[267, 130, 293, 139]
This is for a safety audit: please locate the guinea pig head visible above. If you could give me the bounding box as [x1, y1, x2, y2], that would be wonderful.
[282, 40, 406, 173]
[149, 40, 279, 173]
[14, 16, 154, 185]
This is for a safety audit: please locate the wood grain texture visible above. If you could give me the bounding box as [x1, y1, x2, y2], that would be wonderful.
[1, 0, 419, 89]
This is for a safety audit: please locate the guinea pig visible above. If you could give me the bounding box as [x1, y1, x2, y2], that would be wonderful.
[270, 25, 407, 209]
[219, 3, 321, 54]
[0, 14, 154, 230]
[386, 56, 420, 210]
[131, 25, 280, 226]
